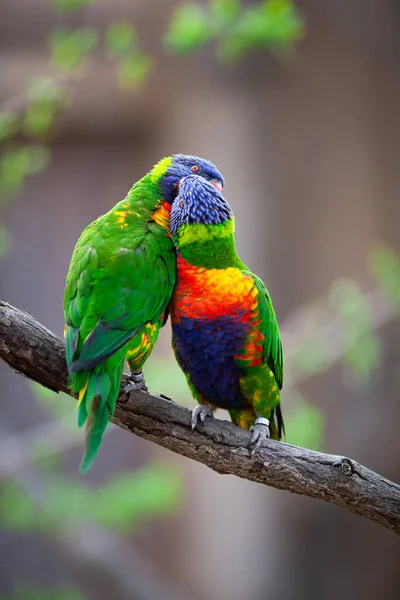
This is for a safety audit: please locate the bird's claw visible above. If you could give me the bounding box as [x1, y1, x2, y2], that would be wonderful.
[123, 370, 148, 394]
[191, 405, 214, 431]
[249, 417, 270, 456]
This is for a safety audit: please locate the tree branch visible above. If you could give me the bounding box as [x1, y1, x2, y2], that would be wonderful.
[1, 298, 399, 535]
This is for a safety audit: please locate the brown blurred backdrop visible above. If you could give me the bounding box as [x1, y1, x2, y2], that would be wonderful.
[1, 1, 400, 599]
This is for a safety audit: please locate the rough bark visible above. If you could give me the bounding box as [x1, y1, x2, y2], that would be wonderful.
[1, 298, 399, 535]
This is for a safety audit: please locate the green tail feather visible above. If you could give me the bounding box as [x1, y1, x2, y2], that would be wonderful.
[270, 404, 285, 441]
[79, 401, 110, 474]
[74, 357, 125, 474]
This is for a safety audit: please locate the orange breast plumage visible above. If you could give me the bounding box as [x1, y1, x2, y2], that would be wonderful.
[170, 256, 264, 409]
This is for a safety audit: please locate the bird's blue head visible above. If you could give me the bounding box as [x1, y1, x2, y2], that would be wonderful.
[160, 154, 224, 205]
[170, 174, 233, 237]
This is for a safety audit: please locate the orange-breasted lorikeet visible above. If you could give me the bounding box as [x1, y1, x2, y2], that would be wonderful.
[170, 174, 284, 451]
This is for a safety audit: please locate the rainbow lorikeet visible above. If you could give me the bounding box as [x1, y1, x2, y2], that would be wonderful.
[170, 174, 284, 450]
[64, 155, 224, 473]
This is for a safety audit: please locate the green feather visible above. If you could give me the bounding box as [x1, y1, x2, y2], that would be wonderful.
[78, 355, 124, 474]
[250, 273, 284, 391]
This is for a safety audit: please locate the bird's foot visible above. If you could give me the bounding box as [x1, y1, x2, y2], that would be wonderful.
[191, 405, 214, 431]
[123, 370, 148, 394]
[248, 416, 270, 456]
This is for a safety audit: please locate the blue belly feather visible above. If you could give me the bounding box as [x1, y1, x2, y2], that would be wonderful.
[172, 316, 249, 410]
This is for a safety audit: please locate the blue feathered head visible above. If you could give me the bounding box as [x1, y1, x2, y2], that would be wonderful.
[160, 154, 224, 204]
[170, 174, 233, 236]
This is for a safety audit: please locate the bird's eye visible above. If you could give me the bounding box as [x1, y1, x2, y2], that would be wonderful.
[179, 200, 184, 207]
[191, 165, 199, 173]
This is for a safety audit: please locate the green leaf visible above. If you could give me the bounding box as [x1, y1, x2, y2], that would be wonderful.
[210, 0, 241, 24]
[218, 0, 303, 60]
[165, 0, 302, 59]
[49, 27, 98, 72]
[52, 0, 95, 12]
[370, 245, 400, 305]
[106, 23, 137, 57]
[24, 106, 56, 136]
[0, 112, 18, 141]
[165, 3, 213, 54]
[284, 399, 324, 450]
[117, 52, 154, 89]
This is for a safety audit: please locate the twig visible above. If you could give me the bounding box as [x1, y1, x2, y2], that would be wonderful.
[1, 298, 399, 535]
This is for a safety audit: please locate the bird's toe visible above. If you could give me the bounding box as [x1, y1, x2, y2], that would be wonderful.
[191, 405, 214, 431]
[248, 417, 270, 456]
[123, 370, 148, 395]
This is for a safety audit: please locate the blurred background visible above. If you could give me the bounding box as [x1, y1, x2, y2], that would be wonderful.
[0, 1, 400, 599]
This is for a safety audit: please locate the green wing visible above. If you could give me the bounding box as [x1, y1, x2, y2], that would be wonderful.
[64, 222, 175, 373]
[251, 273, 283, 390]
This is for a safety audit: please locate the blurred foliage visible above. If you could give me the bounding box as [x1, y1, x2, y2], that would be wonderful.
[117, 53, 154, 89]
[0, 146, 50, 206]
[0, 482, 52, 533]
[50, 27, 99, 72]
[105, 23, 154, 88]
[370, 244, 400, 305]
[7, 380, 182, 534]
[0, 112, 19, 142]
[0, 0, 302, 232]
[0, 463, 181, 535]
[0, 77, 66, 255]
[106, 23, 137, 56]
[0, 585, 85, 600]
[289, 244, 400, 389]
[52, 0, 94, 11]
[25, 77, 70, 137]
[284, 393, 324, 451]
[329, 279, 382, 383]
[0, 461, 181, 536]
[165, 0, 304, 60]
